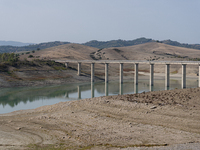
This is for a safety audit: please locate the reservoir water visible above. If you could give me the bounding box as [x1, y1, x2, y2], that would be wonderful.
[0, 78, 198, 114]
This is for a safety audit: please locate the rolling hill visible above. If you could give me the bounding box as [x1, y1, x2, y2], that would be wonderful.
[1, 38, 200, 53]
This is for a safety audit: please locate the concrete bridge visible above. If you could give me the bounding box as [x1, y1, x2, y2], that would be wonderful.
[56, 60, 200, 89]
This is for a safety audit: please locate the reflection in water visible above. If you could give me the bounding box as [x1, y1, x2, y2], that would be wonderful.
[165, 86, 170, 90]
[119, 82, 123, 95]
[91, 82, 94, 98]
[0, 78, 198, 114]
[134, 84, 138, 94]
[150, 85, 154, 92]
[77, 85, 81, 99]
[105, 82, 108, 96]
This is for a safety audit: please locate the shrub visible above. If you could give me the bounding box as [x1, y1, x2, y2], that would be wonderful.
[28, 55, 34, 58]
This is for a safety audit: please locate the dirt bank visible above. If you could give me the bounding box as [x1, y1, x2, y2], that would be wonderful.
[0, 87, 200, 149]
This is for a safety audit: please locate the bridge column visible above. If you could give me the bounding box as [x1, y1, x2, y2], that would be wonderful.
[77, 62, 81, 76]
[134, 63, 138, 85]
[165, 64, 170, 87]
[150, 64, 154, 86]
[105, 63, 108, 83]
[120, 63, 123, 83]
[91, 63, 95, 82]
[199, 64, 200, 87]
[182, 64, 187, 89]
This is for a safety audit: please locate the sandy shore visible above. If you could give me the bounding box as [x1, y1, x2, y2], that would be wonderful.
[0, 87, 200, 149]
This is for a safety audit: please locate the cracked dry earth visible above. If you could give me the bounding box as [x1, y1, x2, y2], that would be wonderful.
[0, 88, 200, 150]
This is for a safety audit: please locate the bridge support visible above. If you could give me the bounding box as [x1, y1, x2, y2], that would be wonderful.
[91, 63, 94, 82]
[182, 64, 187, 89]
[77, 62, 81, 76]
[150, 64, 154, 86]
[165, 64, 170, 87]
[134, 63, 138, 85]
[120, 63, 123, 83]
[105, 63, 108, 83]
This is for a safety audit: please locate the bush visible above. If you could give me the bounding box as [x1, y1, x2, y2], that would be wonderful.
[28, 55, 34, 58]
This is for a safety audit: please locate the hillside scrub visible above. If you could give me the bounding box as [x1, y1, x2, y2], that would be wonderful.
[0, 55, 67, 72]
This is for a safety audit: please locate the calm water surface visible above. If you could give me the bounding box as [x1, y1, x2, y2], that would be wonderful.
[0, 78, 198, 114]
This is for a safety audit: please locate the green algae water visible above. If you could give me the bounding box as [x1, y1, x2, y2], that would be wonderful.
[0, 78, 198, 114]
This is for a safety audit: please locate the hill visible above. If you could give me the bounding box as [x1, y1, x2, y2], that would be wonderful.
[83, 37, 153, 49]
[0, 40, 33, 46]
[0, 41, 70, 53]
[20, 42, 200, 76]
[1, 38, 200, 53]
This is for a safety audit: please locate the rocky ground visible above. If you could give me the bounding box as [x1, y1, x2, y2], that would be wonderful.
[0, 87, 200, 150]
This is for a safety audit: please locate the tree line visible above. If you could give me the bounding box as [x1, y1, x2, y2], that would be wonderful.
[0, 53, 19, 63]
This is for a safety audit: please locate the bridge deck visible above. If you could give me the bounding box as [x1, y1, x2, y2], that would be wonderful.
[55, 60, 200, 65]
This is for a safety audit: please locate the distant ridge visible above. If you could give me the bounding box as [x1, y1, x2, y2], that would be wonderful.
[0, 38, 200, 53]
[83, 37, 153, 49]
[0, 41, 33, 46]
[0, 41, 70, 53]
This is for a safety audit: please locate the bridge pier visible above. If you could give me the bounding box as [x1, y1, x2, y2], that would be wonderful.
[105, 63, 108, 83]
[120, 63, 123, 83]
[91, 63, 94, 82]
[182, 64, 187, 88]
[134, 63, 138, 85]
[77, 62, 81, 76]
[150, 64, 154, 86]
[165, 64, 170, 87]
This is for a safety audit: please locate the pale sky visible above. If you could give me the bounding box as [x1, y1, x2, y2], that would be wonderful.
[0, 0, 200, 44]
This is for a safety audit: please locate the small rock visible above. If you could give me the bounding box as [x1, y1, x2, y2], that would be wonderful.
[150, 106, 157, 109]
[17, 127, 21, 130]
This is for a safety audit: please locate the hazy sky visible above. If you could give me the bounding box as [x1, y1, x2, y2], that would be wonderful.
[0, 0, 200, 44]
